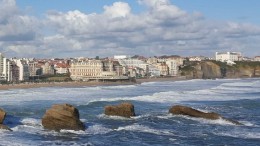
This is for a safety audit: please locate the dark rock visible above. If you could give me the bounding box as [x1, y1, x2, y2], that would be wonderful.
[169, 105, 221, 120]
[104, 103, 136, 118]
[42, 104, 85, 131]
[0, 108, 6, 124]
[0, 124, 12, 131]
[169, 105, 242, 125]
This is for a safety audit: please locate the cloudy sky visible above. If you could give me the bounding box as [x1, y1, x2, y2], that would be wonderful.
[0, 0, 260, 58]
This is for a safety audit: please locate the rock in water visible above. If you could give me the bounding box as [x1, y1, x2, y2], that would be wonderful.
[0, 124, 12, 131]
[0, 108, 6, 124]
[104, 103, 136, 118]
[42, 104, 85, 131]
[0, 108, 12, 131]
[169, 105, 242, 125]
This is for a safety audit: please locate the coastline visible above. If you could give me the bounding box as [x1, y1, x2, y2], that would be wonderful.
[0, 76, 187, 90]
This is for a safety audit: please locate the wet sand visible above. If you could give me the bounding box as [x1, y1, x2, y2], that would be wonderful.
[0, 76, 187, 90]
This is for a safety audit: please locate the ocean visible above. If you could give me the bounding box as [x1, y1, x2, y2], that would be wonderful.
[0, 78, 259, 146]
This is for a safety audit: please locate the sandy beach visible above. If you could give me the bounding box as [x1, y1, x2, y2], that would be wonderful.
[0, 76, 187, 90]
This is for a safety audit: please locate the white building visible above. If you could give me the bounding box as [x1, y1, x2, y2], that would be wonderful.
[189, 56, 206, 62]
[117, 58, 148, 75]
[215, 52, 242, 62]
[54, 63, 69, 74]
[0, 53, 11, 81]
[254, 56, 260, 62]
[114, 55, 128, 60]
[148, 65, 161, 77]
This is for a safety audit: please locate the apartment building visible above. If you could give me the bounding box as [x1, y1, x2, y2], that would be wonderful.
[117, 58, 149, 76]
[166, 60, 179, 76]
[0, 53, 11, 82]
[155, 63, 168, 76]
[11, 62, 19, 82]
[12, 59, 30, 81]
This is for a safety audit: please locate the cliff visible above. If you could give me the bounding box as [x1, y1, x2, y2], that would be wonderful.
[180, 61, 260, 79]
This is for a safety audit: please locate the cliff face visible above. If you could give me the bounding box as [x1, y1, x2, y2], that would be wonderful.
[225, 65, 260, 78]
[181, 61, 260, 79]
[201, 62, 222, 79]
[182, 61, 221, 79]
[226, 67, 253, 78]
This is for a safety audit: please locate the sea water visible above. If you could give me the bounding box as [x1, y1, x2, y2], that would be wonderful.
[0, 78, 259, 146]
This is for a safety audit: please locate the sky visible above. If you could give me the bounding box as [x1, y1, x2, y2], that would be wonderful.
[1, 0, 260, 58]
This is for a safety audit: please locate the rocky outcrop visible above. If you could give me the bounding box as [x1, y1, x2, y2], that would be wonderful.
[0, 108, 6, 124]
[169, 105, 242, 125]
[104, 103, 136, 118]
[181, 61, 260, 79]
[0, 124, 12, 131]
[42, 104, 85, 131]
[0, 108, 12, 131]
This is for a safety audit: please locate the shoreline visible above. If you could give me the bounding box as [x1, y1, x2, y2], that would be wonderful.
[0, 76, 187, 90]
[0, 76, 259, 90]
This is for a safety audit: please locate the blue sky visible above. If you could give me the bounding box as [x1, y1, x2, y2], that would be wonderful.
[16, 0, 260, 24]
[1, 0, 260, 58]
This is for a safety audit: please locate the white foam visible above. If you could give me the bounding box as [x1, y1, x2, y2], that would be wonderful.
[116, 124, 174, 136]
[132, 114, 151, 120]
[86, 124, 112, 135]
[20, 118, 42, 127]
[97, 114, 134, 120]
[60, 129, 86, 135]
[215, 130, 260, 139]
[239, 121, 259, 127]
[173, 115, 239, 126]
[141, 82, 157, 85]
[101, 85, 137, 89]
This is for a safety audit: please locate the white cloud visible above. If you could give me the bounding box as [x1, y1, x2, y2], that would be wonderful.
[138, 0, 170, 8]
[0, 0, 40, 42]
[104, 2, 131, 18]
[1, 0, 260, 58]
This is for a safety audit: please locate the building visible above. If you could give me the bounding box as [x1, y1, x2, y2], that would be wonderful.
[215, 52, 242, 62]
[69, 59, 127, 81]
[11, 62, 19, 82]
[114, 55, 128, 60]
[166, 60, 179, 76]
[254, 56, 260, 62]
[54, 63, 69, 74]
[148, 65, 161, 77]
[0, 53, 11, 82]
[188, 56, 206, 62]
[155, 63, 168, 76]
[117, 58, 149, 76]
[41, 62, 55, 75]
[147, 57, 158, 64]
[12, 59, 30, 81]
[28, 61, 38, 76]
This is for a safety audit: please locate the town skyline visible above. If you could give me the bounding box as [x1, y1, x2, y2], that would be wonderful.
[1, 0, 260, 58]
